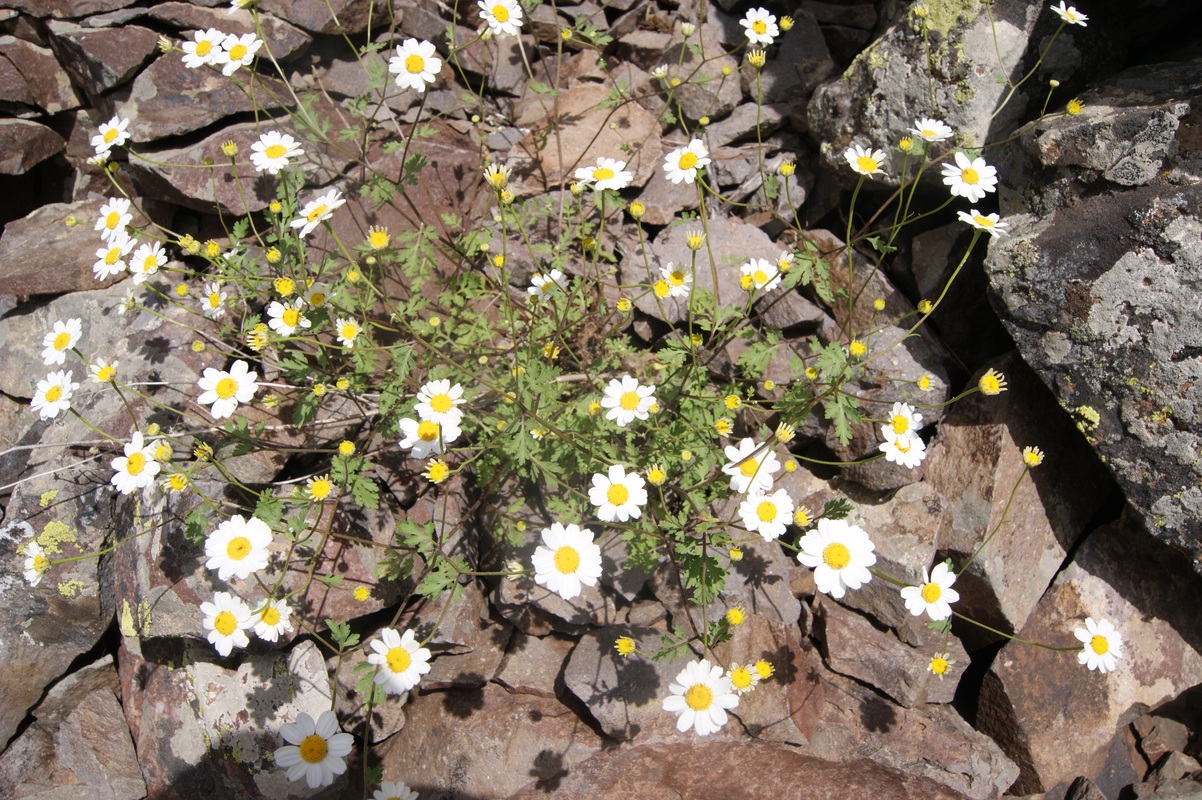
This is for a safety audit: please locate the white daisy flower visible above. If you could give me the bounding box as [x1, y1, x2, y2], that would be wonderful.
[658, 262, 692, 298]
[882, 401, 923, 439]
[942, 151, 998, 203]
[89, 357, 118, 383]
[23, 541, 50, 587]
[398, 416, 462, 459]
[367, 628, 432, 695]
[662, 658, 739, 736]
[845, 144, 887, 176]
[740, 258, 782, 291]
[93, 232, 136, 280]
[1050, 1, 1088, 26]
[414, 378, 465, 426]
[910, 117, 954, 143]
[181, 27, 224, 69]
[266, 299, 310, 337]
[588, 464, 648, 523]
[334, 317, 361, 348]
[531, 522, 603, 601]
[878, 432, 927, 468]
[91, 115, 130, 155]
[777, 250, 795, 273]
[1075, 617, 1123, 673]
[274, 710, 354, 789]
[527, 269, 568, 298]
[478, 0, 523, 37]
[95, 197, 133, 242]
[213, 32, 261, 76]
[110, 431, 160, 495]
[229, 0, 253, 13]
[204, 514, 273, 581]
[374, 781, 419, 800]
[573, 157, 633, 191]
[31, 370, 78, 419]
[740, 7, 779, 45]
[200, 591, 253, 657]
[250, 131, 304, 175]
[389, 38, 442, 93]
[900, 562, 960, 621]
[650, 65, 669, 80]
[290, 189, 345, 238]
[957, 209, 1009, 238]
[600, 375, 656, 427]
[41, 318, 82, 366]
[721, 438, 780, 495]
[727, 662, 761, 695]
[738, 488, 794, 542]
[201, 281, 228, 319]
[483, 162, 511, 189]
[197, 358, 259, 419]
[663, 139, 711, 185]
[129, 241, 167, 284]
[253, 597, 293, 642]
[796, 518, 876, 599]
[302, 282, 330, 309]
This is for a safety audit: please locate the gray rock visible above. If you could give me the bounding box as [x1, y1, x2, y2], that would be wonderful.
[0, 0, 136, 18]
[148, 3, 311, 63]
[258, 0, 373, 35]
[0, 117, 64, 174]
[493, 630, 575, 697]
[1134, 713, 1192, 768]
[976, 513, 1202, 794]
[46, 20, 158, 96]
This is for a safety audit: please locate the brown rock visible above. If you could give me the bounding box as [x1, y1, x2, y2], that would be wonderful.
[0, 117, 64, 174]
[505, 741, 979, 800]
[147, 3, 311, 63]
[111, 52, 289, 141]
[0, 0, 136, 18]
[376, 683, 606, 798]
[46, 20, 158, 96]
[925, 352, 1114, 640]
[976, 513, 1202, 794]
[0, 35, 79, 115]
[493, 631, 575, 697]
[813, 594, 967, 707]
[1134, 713, 1192, 768]
[258, 0, 373, 35]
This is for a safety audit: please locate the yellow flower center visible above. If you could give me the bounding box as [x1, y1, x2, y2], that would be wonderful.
[33, 554, 49, 572]
[554, 545, 580, 574]
[306, 204, 329, 223]
[920, 582, 942, 603]
[677, 151, 699, 171]
[593, 167, 615, 181]
[647, 468, 665, 485]
[105, 247, 121, 265]
[606, 484, 629, 506]
[228, 43, 247, 61]
[213, 610, 237, 636]
[44, 385, 63, 403]
[103, 128, 118, 143]
[731, 667, 753, 689]
[1090, 635, 1109, 655]
[53, 331, 71, 350]
[169, 474, 188, 491]
[960, 167, 979, 185]
[491, 4, 509, 22]
[275, 278, 294, 295]
[309, 291, 326, 306]
[261, 606, 280, 626]
[654, 280, 670, 298]
[105, 211, 120, 229]
[97, 365, 115, 381]
[125, 451, 146, 476]
[208, 293, 222, 308]
[856, 155, 878, 173]
[895, 438, 912, 453]
[369, 231, 389, 249]
[386, 645, 412, 673]
[756, 500, 777, 522]
[298, 734, 328, 764]
[980, 375, 1001, 394]
[282, 308, 300, 327]
[752, 20, 767, 34]
[427, 462, 449, 482]
[752, 269, 769, 284]
[215, 376, 239, 399]
[669, 270, 685, 286]
[619, 391, 641, 411]
[930, 656, 949, 675]
[973, 215, 994, 227]
[309, 479, 332, 499]
[405, 53, 425, 73]
[891, 415, 909, 435]
[684, 683, 713, 711]
[739, 458, 760, 478]
[822, 542, 851, 570]
[429, 393, 454, 413]
[142, 255, 157, 271]
[264, 144, 287, 159]
[417, 420, 440, 442]
[226, 536, 251, 561]
[341, 324, 358, 341]
[922, 128, 936, 138]
[196, 40, 213, 57]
